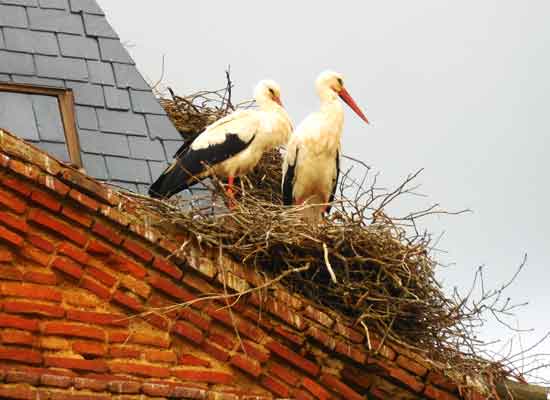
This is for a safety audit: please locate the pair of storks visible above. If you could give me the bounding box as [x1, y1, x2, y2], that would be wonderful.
[149, 70, 369, 221]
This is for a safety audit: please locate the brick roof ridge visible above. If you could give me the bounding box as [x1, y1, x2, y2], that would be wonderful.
[0, 127, 473, 399]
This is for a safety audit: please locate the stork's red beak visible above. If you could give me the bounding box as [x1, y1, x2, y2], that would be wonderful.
[338, 88, 369, 124]
[274, 96, 284, 108]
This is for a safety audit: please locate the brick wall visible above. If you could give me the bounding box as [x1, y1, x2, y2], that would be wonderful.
[0, 129, 473, 399]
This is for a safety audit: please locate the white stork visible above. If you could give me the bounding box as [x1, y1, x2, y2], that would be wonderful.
[282, 70, 369, 221]
[149, 80, 293, 200]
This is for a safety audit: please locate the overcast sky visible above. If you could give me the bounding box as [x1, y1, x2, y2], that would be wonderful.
[98, 0, 550, 379]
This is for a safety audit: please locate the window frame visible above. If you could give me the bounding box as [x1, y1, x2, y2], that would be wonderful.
[0, 82, 82, 167]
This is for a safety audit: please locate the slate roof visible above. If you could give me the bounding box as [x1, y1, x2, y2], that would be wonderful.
[0, 0, 183, 194]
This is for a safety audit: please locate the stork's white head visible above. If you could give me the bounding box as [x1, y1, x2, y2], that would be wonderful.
[316, 70, 369, 124]
[254, 80, 284, 108]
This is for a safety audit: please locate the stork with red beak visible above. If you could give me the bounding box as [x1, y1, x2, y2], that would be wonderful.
[282, 70, 369, 221]
[149, 80, 293, 200]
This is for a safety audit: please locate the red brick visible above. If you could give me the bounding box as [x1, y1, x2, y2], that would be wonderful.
[152, 256, 182, 280]
[301, 377, 331, 400]
[266, 340, 319, 377]
[206, 305, 265, 342]
[145, 349, 177, 364]
[86, 266, 117, 287]
[107, 380, 142, 394]
[208, 332, 235, 349]
[73, 341, 107, 356]
[109, 345, 141, 358]
[40, 373, 73, 388]
[240, 340, 270, 363]
[28, 209, 87, 246]
[181, 272, 217, 295]
[0, 153, 9, 167]
[424, 384, 460, 400]
[26, 233, 55, 253]
[0, 211, 28, 233]
[51, 256, 84, 280]
[0, 384, 37, 399]
[264, 298, 307, 330]
[144, 313, 171, 331]
[269, 362, 300, 386]
[179, 353, 210, 367]
[386, 365, 425, 393]
[45, 356, 108, 372]
[426, 371, 459, 392]
[334, 322, 364, 344]
[306, 326, 336, 350]
[100, 205, 130, 226]
[304, 305, 334, 328]
[335, 339, 367, 364]
[120, 274, 150, 298]
[5, 369, 40, 385]
[112, 290, 144, 312]
[0, 173, 32, 195]
[261, 375, 290, 398]
[2, 282, 62, 302]
[86, 239, 112, 256]
[0, 224, 23, 246]
[62, 205, 93, 227]
[3, 300, 65, 318]
[295, 389, 315, 400]
[68, 189, 100, 211]
[37, 173, 70, 196]
[320, 373, 363, 400]
[80, 276, 112, 300]
[42, 322, 106, 341]
[108, 330, 130, 344]
[74, 377, 108, 391]
[369, 335, 397, 360]
[9, 158, 39, 180]
[0, 313, 39, 331]
[0, 329, 35, 346]
[180, 307, 211, 331]
[67, 310, 126, 329]
[142, 382, 172, 397]
[108, 254, 146, 279]
[109, 361, 169, 378]
[396, 355, 428, 377]
[0, 347, 42, 364]
[123, 238, 153, 262]
[0, 187, 27, 213]
[23, 270, 57, 285]
[0, 248, 14, 262]
[0, 264, 21, 280]
[147, 274, 195, 302]
[230, 354, 262, 377]
[30, 188, 61, 211]
[92, 221, 123, 245]
[172, 320, 204, 344]
[128, 331, 170, 348]
[202, 339, 230, 362]
[58, 242, 90, 265]
[19, 245, 52, 267]
[172, 369, 233, 384]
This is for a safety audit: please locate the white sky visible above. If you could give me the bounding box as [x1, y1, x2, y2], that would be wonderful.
[98, 0, 550, 381]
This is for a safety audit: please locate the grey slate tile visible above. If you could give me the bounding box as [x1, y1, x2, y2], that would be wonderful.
[0, 0, 37, 6]
[27, 8, 84, 34]
[161, 139, 184, 160]
[112, 63, 149, 90]
[3, 28, 59, 55]
[82, 152, 108, 180]
[148, 160, 168, 181]
[136, 184, 150, 195]
[67, 82, 104, 106]
[74, 106, 98, 130]
[147, 114, 181, 140]
[87, 60, 114, 85]
[0, 50, 34, 75]
[78, 129, 130, 157]
[98, 38, 133, 64]
[12, 75, 64, 87]
[105, 156, 150, 183]
[97, 109, 147, 136]
[0, 92, 39, 140]
[0, 29, 4, 48]
[69, 0, 103, 15]
[0, 74, 10, 82]
[38, 0, 67, 9]
[129, 90, 165, 115]
[58, 34, 99, 59]
[128, 136, 165, 161]
[0, 5, 27, 29]
[35, 55, 88, 81]
[103, 86, 130, 110]
[108, 180, 137, 193]
[83, 14, 117, 38]
[32, 94, 65, 142]
[35, 141, 70, 162]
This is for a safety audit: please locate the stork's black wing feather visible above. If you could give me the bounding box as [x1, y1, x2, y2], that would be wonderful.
[325, 151, 340, 214]
[149, 133, 255, 199]
[282, 149, 298, 206]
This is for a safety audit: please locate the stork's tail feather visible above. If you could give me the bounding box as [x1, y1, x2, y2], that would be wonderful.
[148, 163, 191, 199]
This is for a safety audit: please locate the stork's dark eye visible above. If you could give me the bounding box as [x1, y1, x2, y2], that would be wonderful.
[337, 78, 343, 86]
[269, 88, 275, 96]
